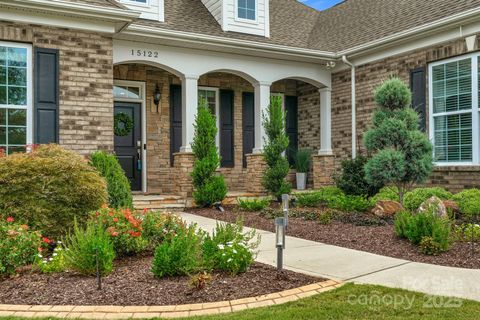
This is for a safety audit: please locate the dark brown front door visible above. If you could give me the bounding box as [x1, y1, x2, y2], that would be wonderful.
[114, 102, 142, 191]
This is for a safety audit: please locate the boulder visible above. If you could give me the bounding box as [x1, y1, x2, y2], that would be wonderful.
[372, 200, 404, 217]
[443, 200, 460, 213]
[417, 196, 448, 218]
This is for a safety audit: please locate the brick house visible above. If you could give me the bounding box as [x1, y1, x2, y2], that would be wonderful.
[1, 0, 480, 201]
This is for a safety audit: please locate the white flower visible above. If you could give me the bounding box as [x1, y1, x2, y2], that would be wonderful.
[218, 244, 225, 250]
[42, 260, 47, 264]
[227, 241, 233, 247]
[37, 254, 43, 258]
[57, 241, 62, 244]
[52, 253, 58, 257]
[227, 258, 232, 263]
[232, 249, 237, 254]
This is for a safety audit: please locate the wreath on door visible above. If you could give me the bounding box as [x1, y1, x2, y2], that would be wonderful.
[114, 112, 134, 137]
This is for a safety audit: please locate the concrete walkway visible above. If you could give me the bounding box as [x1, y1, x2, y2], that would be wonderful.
[180, 212, 480, 301]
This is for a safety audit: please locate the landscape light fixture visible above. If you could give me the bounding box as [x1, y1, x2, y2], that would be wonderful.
[282, 194, 289, 229]
[275, 217, 286, 271]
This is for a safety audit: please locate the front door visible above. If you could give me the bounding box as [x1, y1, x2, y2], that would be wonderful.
[114, 102, 142, 191]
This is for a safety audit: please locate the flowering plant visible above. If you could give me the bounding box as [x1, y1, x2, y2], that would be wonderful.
[214, 241, 253, 275]
[34, 240, 67, 274]
[142, 211, 186, 250]
[0, 217, 42, 276]
[90, 206, 147, 256]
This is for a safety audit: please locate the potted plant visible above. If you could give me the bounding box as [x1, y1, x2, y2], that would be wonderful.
[294, 149, 312, 190]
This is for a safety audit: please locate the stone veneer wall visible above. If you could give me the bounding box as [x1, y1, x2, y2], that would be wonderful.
[331, 35, 480, 192]
[113, 63, 321, 194]
[0, 22, 114, 155]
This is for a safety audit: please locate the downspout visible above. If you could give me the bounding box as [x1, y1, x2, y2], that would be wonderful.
[342, 55, 356, 159]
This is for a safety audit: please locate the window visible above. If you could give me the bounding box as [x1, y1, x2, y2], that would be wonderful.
[237, 0, 256, 21]
[0, 42, 32, 155]
[124, 0, 147, 3]
[429, 54, 480, 164]
[198, 88, 220, 147]
[113, 85, 141, 100]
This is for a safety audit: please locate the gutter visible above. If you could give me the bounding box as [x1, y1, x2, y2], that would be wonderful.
[342, 55, 356, 159]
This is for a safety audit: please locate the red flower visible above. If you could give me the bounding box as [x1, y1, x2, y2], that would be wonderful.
[42, 237, 52, 244]
[143, 208, 148, 214]
[129, 231, 141, 238]
[6, 217, 14, 223]
[113, 218, 119, 222]
[38, 247, 43, 252]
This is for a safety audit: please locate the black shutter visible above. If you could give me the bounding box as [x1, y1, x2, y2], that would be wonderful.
[220, 90, 234, 168]
[410, 68, 426, 131]
[34, 48, 59, 144]
[285, 96, 298, 166]
[242, 92, 255, 168]
[170, 85, 182, 166]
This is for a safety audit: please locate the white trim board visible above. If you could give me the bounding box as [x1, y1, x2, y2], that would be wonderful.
[113, 80, 147, 193]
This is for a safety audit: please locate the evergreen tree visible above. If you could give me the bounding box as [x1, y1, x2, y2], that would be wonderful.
[364, 77, 433, 204]
[191, 99, 227, 207]
[262, 96, 292, 199]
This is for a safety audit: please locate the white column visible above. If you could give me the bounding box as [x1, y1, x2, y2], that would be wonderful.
[180, 75, 199, 152]
[253, 82, 271, 153]
[319, 87, 333, 155]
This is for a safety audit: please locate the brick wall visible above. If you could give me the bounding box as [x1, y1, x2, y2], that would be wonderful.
[0, 22, 114, 155]
[331, 35, 480, 192]
[114, 64, 318, 194]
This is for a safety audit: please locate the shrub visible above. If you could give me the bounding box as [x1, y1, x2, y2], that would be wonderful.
[34, 241, 67, 274]
[189, 272, 212, 290]
[295, 187, 343, 208]
[191, 100, 227, 207]
[0, 217, 41, 277]
[202, 221, 259, 274]
[90, 207, 147, 256]
[394, 210, 451, 252]
[151, 225, 203, 278]
[418, 236, 443, 256]
[64, 220, 115, 276]
[454, 223, 480, 242]
[142, 211, 186, 250]
[295, 187, 372, 212]
[452, 189, 480, 217]
[403, 187, 452, 212]
[90, 151, 132, 209]
[262, 96, 291, 199]
[294, 149, 312, 173]
[334, 155, 380, 197]
[0, 145, 107, 238]
[364, 78, 433, 204]
[237, 197, 270, 212]
[371, 186, 400, 203]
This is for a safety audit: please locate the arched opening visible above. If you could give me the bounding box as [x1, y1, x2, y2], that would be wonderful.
[113, 62, 183, 195]
[271, 77, 326, 189]
[197, 71, 256, 192]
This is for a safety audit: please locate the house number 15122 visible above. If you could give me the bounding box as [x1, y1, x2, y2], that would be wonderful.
[131, 49, 159, 58]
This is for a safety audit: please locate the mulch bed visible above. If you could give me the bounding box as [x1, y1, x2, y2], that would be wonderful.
[0, 256, 320, 306]
[187, 206, 480, 270]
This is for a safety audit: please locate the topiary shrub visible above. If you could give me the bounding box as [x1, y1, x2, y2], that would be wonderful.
[0, 144, 107, 238]
[334, 155, 380, 197]
[403, 187, 452, 212]
[452, 188, 480, 217]
[191, 100, 227, 207]
[364, 78, 433, 204]
[90, 151, 132, 209]
[262, 96, 291, 199]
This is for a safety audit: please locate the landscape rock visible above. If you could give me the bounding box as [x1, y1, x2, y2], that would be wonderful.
[417, 196, 448, 218]
[372, 200, 404, 217]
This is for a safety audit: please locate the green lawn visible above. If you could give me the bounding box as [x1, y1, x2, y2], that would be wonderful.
[2, 283, 479, 320]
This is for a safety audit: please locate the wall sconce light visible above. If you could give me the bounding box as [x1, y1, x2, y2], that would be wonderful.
[153, 84, 161, 113]
[325, 61, 336, 69]
[275, 217, 286, 271]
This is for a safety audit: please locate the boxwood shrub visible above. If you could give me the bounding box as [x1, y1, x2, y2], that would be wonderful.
[403, 187, 452, 212]
[452, 188, 480, 217]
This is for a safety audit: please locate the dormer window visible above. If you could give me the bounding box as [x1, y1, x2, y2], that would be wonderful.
[237, 0, 256, 21]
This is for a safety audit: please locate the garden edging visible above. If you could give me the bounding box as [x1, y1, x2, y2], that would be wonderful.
[0, 280, 342, 319]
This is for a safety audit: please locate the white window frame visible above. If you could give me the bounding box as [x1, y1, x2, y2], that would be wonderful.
[0, 41, 33, 153]
[120, 0, 149, 7]
[198, 86, 220, 148]
[235, 0, 258, 24]
[429, 52, 480, 166]
[113, 80, 147, 193]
